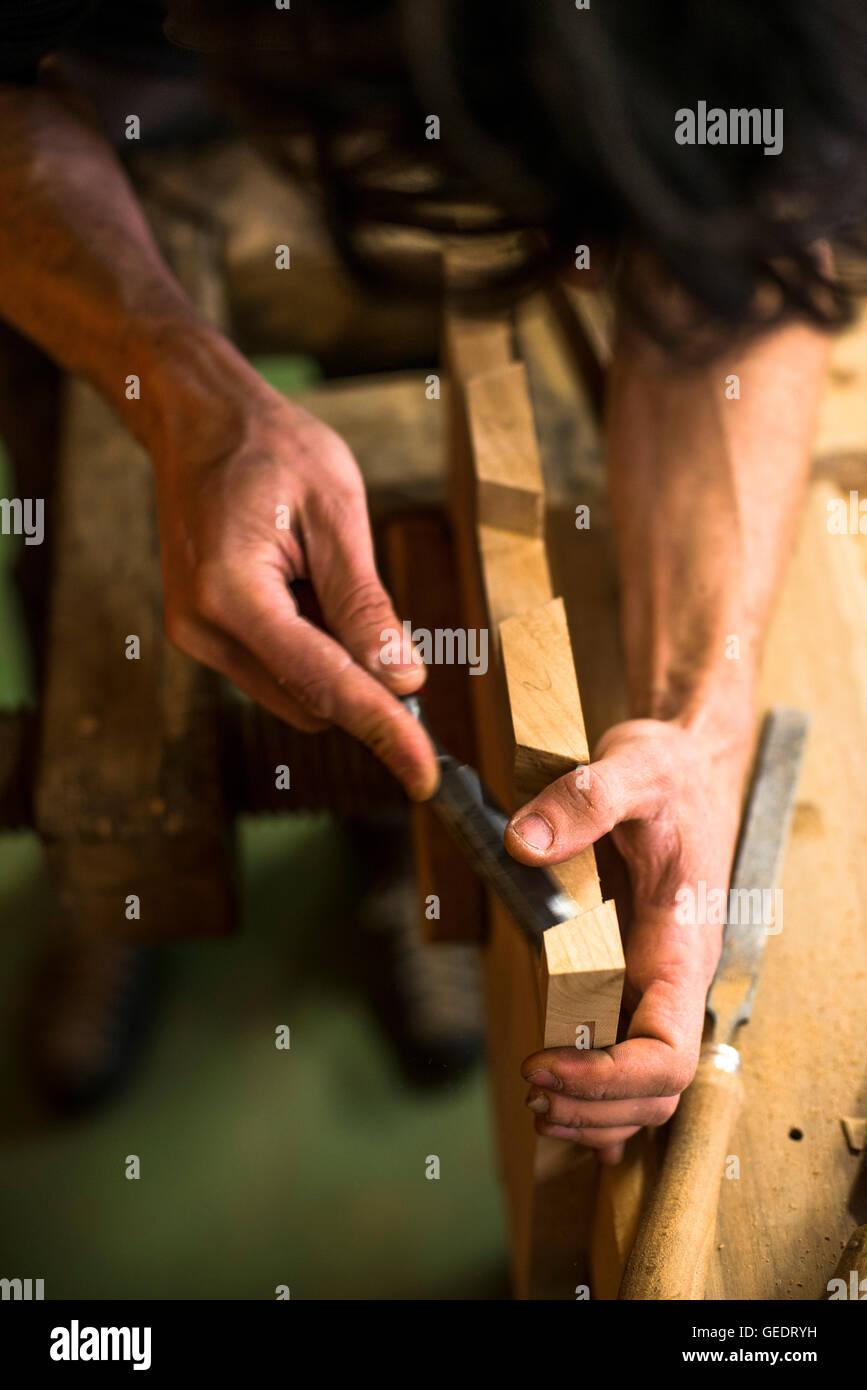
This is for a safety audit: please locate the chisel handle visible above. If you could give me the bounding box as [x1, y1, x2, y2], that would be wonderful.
[619, 1043, 743, 1300]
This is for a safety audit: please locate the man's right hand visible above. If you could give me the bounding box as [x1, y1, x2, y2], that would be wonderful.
[153, 381, 439, 801]
[0, 78, 437, 799]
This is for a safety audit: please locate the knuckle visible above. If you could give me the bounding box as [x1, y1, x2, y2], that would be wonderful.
[654, 1095, 681, 1124]
[566, 765, 617, 830]
[331, 578, 389, 634]
[667, 1050, 700, 1096]
[358, 709, 400, 762]
[287, 670, 337, 720]
[553, 1106, 596, 1130]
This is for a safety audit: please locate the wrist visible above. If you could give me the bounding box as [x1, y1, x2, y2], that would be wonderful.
[632, 660, 757, 747]
[134, 315, 273, 468]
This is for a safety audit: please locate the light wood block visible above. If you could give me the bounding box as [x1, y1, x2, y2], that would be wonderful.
[500, 596, 590, 803]
[467, 363, 545, 536]
[541, 901, 623, 1050]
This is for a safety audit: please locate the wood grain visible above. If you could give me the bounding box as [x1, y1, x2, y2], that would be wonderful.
[705, 480, 867, 1300]
[500, 596, 590, 803]
[383, 512, 485, 943]
[34, 214, 233, 943]
[620, 1049, 743, 1300]
[541, 900, 623, 1050]
[467, 362, 545, 536]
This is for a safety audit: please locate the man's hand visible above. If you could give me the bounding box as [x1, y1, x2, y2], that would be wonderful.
[505, 712, 753, 1165]
[154, 382, 439, 801]
[0, 79, 438, 802]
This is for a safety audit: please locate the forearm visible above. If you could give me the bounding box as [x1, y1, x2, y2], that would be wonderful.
[0, 77, 259, 463]
[605, 317, 831, 734]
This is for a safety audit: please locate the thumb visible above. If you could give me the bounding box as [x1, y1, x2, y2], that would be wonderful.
[505, 741, 659, 867]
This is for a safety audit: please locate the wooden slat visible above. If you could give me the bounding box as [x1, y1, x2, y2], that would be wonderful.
[445, 307, 624, 1299]
[34, 215, 234, 943]
[383, 512, 485, 943]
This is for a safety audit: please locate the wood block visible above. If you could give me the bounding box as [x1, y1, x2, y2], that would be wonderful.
[467, 362, 545, 535]
[540, 901, 623, 1050]
[500, 596, 590, 803]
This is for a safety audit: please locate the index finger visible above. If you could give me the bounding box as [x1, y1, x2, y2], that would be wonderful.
[219, 572, 439, 800]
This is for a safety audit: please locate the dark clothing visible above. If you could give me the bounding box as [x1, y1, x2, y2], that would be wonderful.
[0, 1, 300, 81]
[0, 0, 99, 80]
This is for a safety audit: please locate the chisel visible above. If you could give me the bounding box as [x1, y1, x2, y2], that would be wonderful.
[619, 706, 810, 1301]
[401, 692, 577, 945]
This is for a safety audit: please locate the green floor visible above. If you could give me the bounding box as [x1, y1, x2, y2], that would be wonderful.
[0, 363, 508, 1301]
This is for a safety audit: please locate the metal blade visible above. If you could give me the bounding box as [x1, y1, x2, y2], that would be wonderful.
[706, 706, 810, 1046]
[401, 693, 577, 946]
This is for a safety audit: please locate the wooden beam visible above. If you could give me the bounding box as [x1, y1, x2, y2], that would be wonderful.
[444, 304, 624, 1299]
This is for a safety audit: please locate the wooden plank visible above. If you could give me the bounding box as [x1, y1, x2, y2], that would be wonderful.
[478, 528, 552, 632]
[704, 479, 867, 1299]
[445, 305, 624, 1299]
[442, 311, 513, 383]
[293, 371, 445, 518]
[33, 214, 234, 943]
[383, 512, 485, 943]
[467, 362, 545, 536]
[590, 1129, 661, 1300]
[500, 597, 590, 803]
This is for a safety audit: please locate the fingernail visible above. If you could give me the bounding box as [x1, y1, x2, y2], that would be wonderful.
[369, 647, 420, 674]
[525, 1089, 550, 1114]
[407, 774, 437, 803]
[510, 813, 554, 851]
[524, 1069, 562, 1091]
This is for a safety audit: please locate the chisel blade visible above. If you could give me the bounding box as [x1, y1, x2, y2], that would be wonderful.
[706, 706, 810, 1047]
[401, 692, 577, 946]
